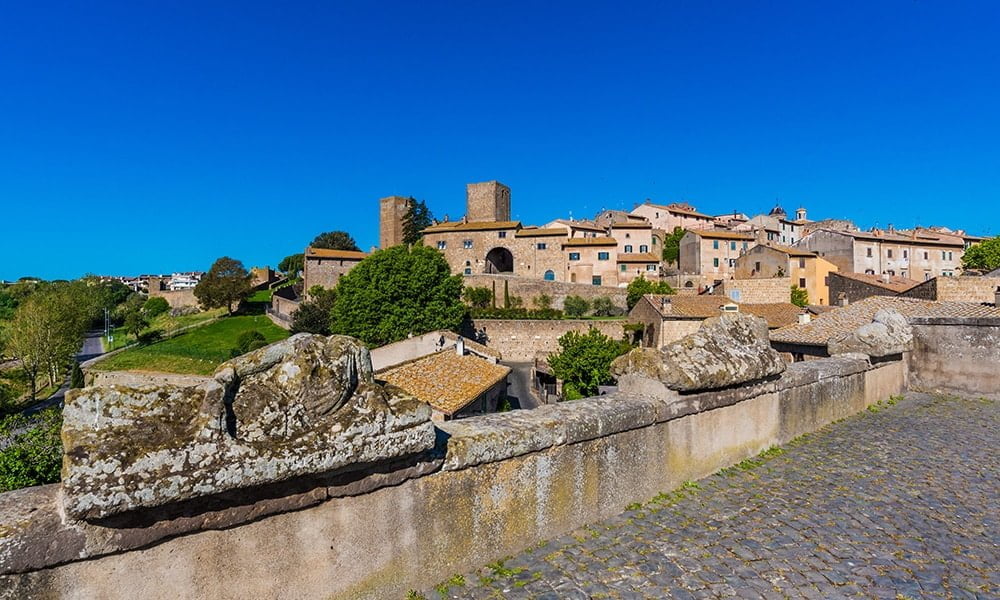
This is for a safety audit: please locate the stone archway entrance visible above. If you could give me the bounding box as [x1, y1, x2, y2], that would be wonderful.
[485, 247, 514, 273]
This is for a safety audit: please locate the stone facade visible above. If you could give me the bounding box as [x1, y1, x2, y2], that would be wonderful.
[714, 277, 793, 304]
[734, 245, 838, 305]
[302, 247, 367, 292]
[467, 318, 627, 362]
[379, 196, 409, 248]
[148, 277, 199, 309]
[899, 275, 1000, 302]
[630, 201, 715, 231]
[462, 274, 627, 311]
[679, 230, 755, 280]
[797, 228, 965, 281]
[466, 181, 511, 222]
[827, 271, 914, 305]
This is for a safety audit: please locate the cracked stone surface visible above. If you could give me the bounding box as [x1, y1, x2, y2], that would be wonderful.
[431, 393, 999, 599]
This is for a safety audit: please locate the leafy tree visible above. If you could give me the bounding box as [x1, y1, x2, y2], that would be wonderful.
[142, 296, 170, 318]
[278, 253, 304, 276]
[310, 231, 360, 251]
[591, 296, 622, 317]
[662, 226, 685, 265]
[462, 286, 493, 309]
[532, 294, 553, 310]
[548, 328, 632, 400]
[0, 288, 18, 321]
[194, 257, 252, 315]
[329, 245, 465, 347]
[70, 361, 85, 389]
[124, 307, 150, 340]
[961, 236, 1000, 271]
[401, 198, 434, 245]
[563, 295, 591, 318]
[626, 276, 675, 310]
[791, 285, 809, 308]
[0, 408, 63, 492]
[291, 287, 337, 335]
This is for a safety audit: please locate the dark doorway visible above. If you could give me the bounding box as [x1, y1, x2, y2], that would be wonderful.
[485, 247, 514, 273]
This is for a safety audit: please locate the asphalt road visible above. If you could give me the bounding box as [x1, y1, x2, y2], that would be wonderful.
[503, 361, 543, 410]
[22, 330, 105, 416]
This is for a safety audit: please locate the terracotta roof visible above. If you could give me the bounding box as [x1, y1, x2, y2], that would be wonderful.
[829, 271, 921, 293]
[690, 230, 756, 241]
[760, 243, 817, 258]
[550, 219, 606, 232]
[770, 296, 1000, 347]
[378, 351, 510, 416]
[616, 253, 661, 263]
[423, 220, 521, 233]
[514, 227, 568, 238]
[637, 294, 801, 328]
[610, 221, 653, 230]
[562, 237, 618, 247]
[639, 202, 715, 219]
[814, 228, 964, 247]
[305, 247, 368, 260]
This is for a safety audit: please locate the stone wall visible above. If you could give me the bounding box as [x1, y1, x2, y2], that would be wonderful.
[827, 271, 897, 305]
[463, 274, 627, 311]
[900, 276, 1000, 302]
[715, 277, 792, 304]
[0, 356, 908, 599]
[908, 317, 1000, 398]
[468, 318, 628, 361]
[148, 286, 198, 309]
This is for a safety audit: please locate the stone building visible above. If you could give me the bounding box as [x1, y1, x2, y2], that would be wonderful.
[466, 181, 511, 222]
[678, 230, 755, 280]
[827, 271, 920, 305]
[796, 228, 966, 281]
[629, 201, 715, 232]
[379, 196, 410, 248]
[563, 237, 621, 286]
[734, 205, 807, 246]
[593, 209, 649, 229]
[897, 275, 1000, 303]
[302, 247, 367, 292]
[734, 244, 839, 305]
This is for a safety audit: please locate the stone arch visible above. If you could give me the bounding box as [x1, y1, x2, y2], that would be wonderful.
[543, 270, 555, 281]
[485, 247, 514, 273]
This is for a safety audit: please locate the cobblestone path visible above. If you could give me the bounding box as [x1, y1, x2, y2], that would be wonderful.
[431, 393, 999, 599]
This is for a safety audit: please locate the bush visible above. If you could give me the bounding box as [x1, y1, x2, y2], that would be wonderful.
[462, 286, 493, 309]
[142, 296, 170, 318]
[626, 276, 675, 310]
[532, 294, 552, 310]
[231, 330, 267, 357]
[470, 307, 564, 320]
[137, 330, 163, 346]
[591, 296, 624, 317]
[0, 408, 63, 492]
[791, 285, 809, 308]
[69, 361, 84, 389]
[563, 295, 591, 318]
[291, 288, 336, 335]
[548, 328, 632, 400]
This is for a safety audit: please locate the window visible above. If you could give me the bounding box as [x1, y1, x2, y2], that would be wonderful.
[640, 244, 648, 253]
[620, 264, 627, 272]
[901, 270, 907, 278]
[941, 251, 946, 260]
[790, 237, 795, 244]
[646, 264, 657, 271]
[463, 268, 472, 275]
[948, 251, 953, 260]
[743, 242, 748, 250]
[498, 231, 507, 239]
[713, 240, 719, 250]
[799, 278, 806, 288]
[437, 241, 446, 250]
[625, 233, 630, 239]
[713, 258, 719, 268]
[592, 276, 602, 286]
[866, 247, 873, 257]
[463, 239, 473, 249]
[730, 241, 737, 250]
[903, 250, 908, 259]
[754, 261, 761, 272]
[536, 242, 547, 250]
[798, 258, 806, 268]
[543, 270, 555, 281]
[569, 252, 580, 261]
[924, 251, 929, 260]
[597, 252, 609, 260]
[624, 244, 633, 253]
[887, 249, 893, 258]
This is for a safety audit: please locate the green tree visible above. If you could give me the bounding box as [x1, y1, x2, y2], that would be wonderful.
[462, 286, 493, 309]
[329, 245, 465, 346]
[69, 361, 85, 389]
[563, 295, 591, 318]
[142, 296, 170, 318]
[291, 287, 337, 335]
[662, 226, 685, 266]
[124, 307, 150, 340]
[401, 198, 434, 245]
[0, 288, 16, 321]
[961, 236, 1000, 271]
[532, 294, 553, 310]
[791, 285, 809, 308]
[0, 408, 63, 492]
[626, 276, 675, 310]
[591, 296, 621, 317]
[310, 231, 360, 251]
[548, 328, 632, 400]
[194, 257, 252, 315]
[278, 253, 305, 276]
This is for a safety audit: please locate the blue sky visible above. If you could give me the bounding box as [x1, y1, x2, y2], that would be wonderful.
[2, 1, 998, 280]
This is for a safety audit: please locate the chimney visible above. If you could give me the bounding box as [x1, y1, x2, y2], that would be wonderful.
[881, 273, 890, 284]
[455, 335, 465, 357]
[887, 223, 895, 234]
[798, 312, 811, 325]
[838, 292, 849, 307]
[660, 296, 672, 312]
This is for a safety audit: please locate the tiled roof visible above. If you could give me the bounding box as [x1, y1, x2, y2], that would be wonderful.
[829, 271, 921, 293]
[639, 202, 715, 219]
[813, 228, 965, 247]
[549, 219, 606, 232]
[770, 296, 1000, 347]
[378, 351, 510, 416]
[690, 230, 756, 241]
[610, 221, 653, 230]
[761, 243, 817, 258]
[638, 294, 801, 328]
[616, 253, 661, 263]
[562, 237, 618, 247]
[305, 247, 368, 260]
[423, 220, 521, 233]
[514, 227, 568, 238]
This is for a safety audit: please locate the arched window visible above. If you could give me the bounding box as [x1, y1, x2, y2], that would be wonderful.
[544, 270, 555, 281]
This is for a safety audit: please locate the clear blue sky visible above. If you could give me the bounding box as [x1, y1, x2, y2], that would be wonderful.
[2, 1, 998, 280]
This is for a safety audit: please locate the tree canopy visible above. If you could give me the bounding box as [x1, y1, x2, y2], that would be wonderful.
[790, 285, 809, 308]
[547, 328, 632, 400]
[961, 236, 1000, 271]
[291, 287, 336, 335]
[329, 245, 465, 346]
[401, 198, 434, 245]
[278, 253, 304, 276]
[310, 231, 360, 251]
[194, 257, 252, 315]
[662, 226, 685, 265]
[626, 276, 675, 310]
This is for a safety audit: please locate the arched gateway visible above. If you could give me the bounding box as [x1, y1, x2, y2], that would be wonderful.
[485, 247, 514, 273]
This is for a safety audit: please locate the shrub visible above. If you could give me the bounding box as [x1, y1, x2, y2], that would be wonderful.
[791, 285, 809, 308]
[231, 330, 267, 357]
[626, 276, 675, 310]
[462, 286, 493, 309]
[532, 294, 552, 310]
[69, 361, 84, 389]
[548, 328, 632, 399]
[591, 296, 623, 317]
[137, 330, 163, 346]
[142, 296, 170, 318]
[0, 408, 63, 492]
[563, 295, 591, 318]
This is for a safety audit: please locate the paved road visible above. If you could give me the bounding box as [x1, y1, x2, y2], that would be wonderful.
[504, 361, 543, 410]
[433, 393, 999, 599]
[22, 330, 105, 416]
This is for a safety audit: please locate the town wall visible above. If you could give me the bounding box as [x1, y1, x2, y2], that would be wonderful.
[463, 274, 627, 311]
[468, 318, 627, 361]
[0, 356, 908, 599]
[148, 286, 198, 309]
[900, 276, 1000, 302]
[908, 317, 1000, 398]
[715, 277, 792, 304]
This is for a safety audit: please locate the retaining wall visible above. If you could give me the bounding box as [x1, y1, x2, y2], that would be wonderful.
[463, 274, 627, 311]
[909, 316, 1000, 398]
[468, 318, 627, 361]
[0, 356, 906, 599]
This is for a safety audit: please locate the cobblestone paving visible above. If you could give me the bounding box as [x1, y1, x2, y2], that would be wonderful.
[430, 393, 999, 599]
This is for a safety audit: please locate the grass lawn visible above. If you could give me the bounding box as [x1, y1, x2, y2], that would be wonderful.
[248, 288, 272, 303]
[101, 308, 226, 352]
[93, 314, 289, 376]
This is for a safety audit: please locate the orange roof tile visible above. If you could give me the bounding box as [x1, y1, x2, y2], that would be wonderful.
[616, 253, 661, 263]
[423, 220, 521, 233]
[514, 228, 569, 238]
[305, 247, 368, 260]
[562, 237, 618, 247]
[637, 294, 801, 328]
[690, 230, 756, 241]
[378, 352, 510, 415]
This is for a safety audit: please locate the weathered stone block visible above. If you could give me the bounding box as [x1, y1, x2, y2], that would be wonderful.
[612, 313, 786, 392]
[61, 334, 435, 521]
[828, 309, 913, 357]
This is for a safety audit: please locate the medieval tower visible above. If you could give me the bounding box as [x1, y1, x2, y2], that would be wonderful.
[466, 181, 511, 222]
[379, 196, 410, 248]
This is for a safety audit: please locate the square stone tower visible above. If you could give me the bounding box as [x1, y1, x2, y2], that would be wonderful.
[466, 181, 511, 222]
[379, 196, 410, 248]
